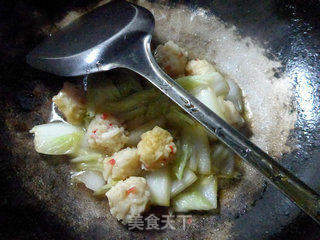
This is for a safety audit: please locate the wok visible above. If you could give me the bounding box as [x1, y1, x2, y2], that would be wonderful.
[0, 0, 320, 239]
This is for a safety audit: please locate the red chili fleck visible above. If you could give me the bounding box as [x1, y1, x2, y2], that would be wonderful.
[126, 186, 136, 195]
[101, 113, 108, 120]
[92, 129, 97, 134]
[165, 65, 172, 72]
[169, 145, 174, 153]
[109, 123, 113, 127]
[108, 158, 116, 165]
[187, 218, 192, 224]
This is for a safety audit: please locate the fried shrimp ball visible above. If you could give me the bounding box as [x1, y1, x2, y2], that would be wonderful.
[103, 147, 141, 182]
[155, 41, 188, 78]
[106, 177, 151, 224]
[137, 126, 176, 170]
[186, 59, 217, 76]
[52, 82, 86, 125]
[87, 114, 128, 155]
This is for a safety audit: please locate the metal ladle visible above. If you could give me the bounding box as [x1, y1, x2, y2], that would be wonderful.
[26, 0, 320, 224]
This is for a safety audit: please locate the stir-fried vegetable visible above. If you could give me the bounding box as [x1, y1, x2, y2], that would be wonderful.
[193, 125, 212, 174]
[117, 105, 148, 121]
[93, 179, 119, 196]
[72, 170, 105, 191]
[171, 169, 197, 198]
[70, 150, 103, 163]
[75, 161, 104, 173]
[172, 175, 218, 212]
[166, 106, 196, 127]
[172, 134, 192, 180]
[212, 144, 239, 179]
[226, 78, 243, 112]
[173, 191, 213, 212]
[193, 87, 225, 120]
[144, 96, 170, 120]
[87, 78, 121, 117]
[176, 73, 229, 97]
[145, 167, 171, 206]
[30, 122, 84, 155]
[188, 142, 198, 172]
[113, 73, 143, 97]
[97, 89, 160, 114]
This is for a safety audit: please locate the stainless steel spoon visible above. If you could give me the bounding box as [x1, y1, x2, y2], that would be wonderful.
[26, 0, 320, 224]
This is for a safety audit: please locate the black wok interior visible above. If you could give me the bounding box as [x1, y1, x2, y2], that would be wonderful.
[1, 0, 320, 239]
